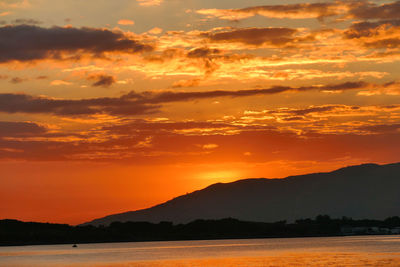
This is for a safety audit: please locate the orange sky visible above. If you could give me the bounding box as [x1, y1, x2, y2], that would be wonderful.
[0, 0, 399, 225]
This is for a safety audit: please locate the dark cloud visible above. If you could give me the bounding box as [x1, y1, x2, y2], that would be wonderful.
[204, 27, 298, 46]
[358, 124, 400, 134]
[365, 38, 400, 49]
[344, 20, 400, 39]
[320, 82, 368, 91]
[12, 19, 42, 25]
[10, 77, 26, 83]
[0, 121, 47, 137]
[187, 47, 221, 58]
[101, 120, 235, 135]
[349, 1, 400, 20]
[144, 48, 183, 63]
[240, 2, 340, 19]
[343, 19, 400, 49]
[0, 81, 374, 116]
[198, 1, 400, 23]
[171, 79, 201, 88]
[185, 47, 222, 75]
[88, 74, 117, 88]
[290, 106, 340, 116]
[0, 24, 153, 63]
[0, 93, 159, 116]
[139, 81, 368, 104]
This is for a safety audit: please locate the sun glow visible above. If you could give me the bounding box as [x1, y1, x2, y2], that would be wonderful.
[196, 170, 243, 184]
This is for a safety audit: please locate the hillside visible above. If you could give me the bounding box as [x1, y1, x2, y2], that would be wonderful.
[84, 163, 400, 226]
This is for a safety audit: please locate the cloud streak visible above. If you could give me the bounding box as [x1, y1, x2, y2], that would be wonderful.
[0, 81, 373, 116]
[196, 1, 400, 22]
[136, 0, 162, 7]
[203, 27, 299, 46]
[196, 2, 344, 21]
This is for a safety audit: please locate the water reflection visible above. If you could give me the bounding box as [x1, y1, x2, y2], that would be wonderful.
[1, 236, 400, 266]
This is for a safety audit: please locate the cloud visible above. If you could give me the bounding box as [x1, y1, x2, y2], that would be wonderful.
[171, 79, 201, 88]
[88, 74, 117, 88]
[203, 27, 299, 46]
[0, 121, 47, 137]
[365, 38, 400, 49]
[134, 136, 153, 148]
[147, 27, 163, 35]
[0, 24, 153, 63]
[118, 19, 134, 26]
[0, 0, 30, 9]
[357, 81, 400, 96]
[136, 81, 369, 104]
[344, 20, 400, 38]
[11, 18, 42, 24]
[10, 77, 26, 83]
[2, 112, 400, 162]
[196, 1, 400, 23]
[137, 0, 162, 7]
[348, 1, 400, 20]
[289, 106, 339, 116]
[0, 81, 373, 116]
[187, 47, 221, 58]
[343, 19, 400, 51]
[50, 80, 72, 86]
[201, 144, 219, 150]
[0, 103, 399, 161]
[0, 11, 11, 16]
[100, 120, 235, 137]
[196, 2, 346, 21]
[358, 124, 400, 134]
[0, 92, 160, 116]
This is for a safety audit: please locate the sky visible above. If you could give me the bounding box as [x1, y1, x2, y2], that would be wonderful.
[0, 0, 399, 225]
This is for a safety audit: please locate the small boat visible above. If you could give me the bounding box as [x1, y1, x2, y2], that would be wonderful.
[72, 244, 78, 248]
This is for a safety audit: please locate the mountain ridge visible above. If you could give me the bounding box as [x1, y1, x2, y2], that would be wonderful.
[83, 162, 400, 226]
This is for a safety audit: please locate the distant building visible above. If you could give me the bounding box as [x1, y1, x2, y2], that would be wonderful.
[390, 227, 400, 234]
[340, 226, 400, 235]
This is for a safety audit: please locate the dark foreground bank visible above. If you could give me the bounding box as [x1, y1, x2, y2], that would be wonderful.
[1, 216, 400, 246]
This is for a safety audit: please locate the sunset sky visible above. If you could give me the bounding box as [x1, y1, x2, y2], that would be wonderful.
[0, 0, 399, 224]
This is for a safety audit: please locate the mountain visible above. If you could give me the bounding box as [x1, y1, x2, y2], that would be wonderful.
[84, 162, 400, 226]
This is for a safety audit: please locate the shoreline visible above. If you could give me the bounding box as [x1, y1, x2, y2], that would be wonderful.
[2, 233, 400, 247]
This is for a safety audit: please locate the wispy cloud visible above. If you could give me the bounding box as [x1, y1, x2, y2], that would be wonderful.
[0, 0, 30, 9]
[0, 81, 377, 116]
[137, 0, 163, 7]
[117, 19, 134, 25]
[196, 1, 348, 21]
[196, 1, 400, 22]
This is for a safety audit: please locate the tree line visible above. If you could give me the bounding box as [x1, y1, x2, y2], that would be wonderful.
[1, 215, 400, 246]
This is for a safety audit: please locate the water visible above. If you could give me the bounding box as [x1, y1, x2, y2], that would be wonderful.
[1, 236, 400, 266]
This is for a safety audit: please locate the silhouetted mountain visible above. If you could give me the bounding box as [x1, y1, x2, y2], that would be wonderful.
[84, 162, 400, 226]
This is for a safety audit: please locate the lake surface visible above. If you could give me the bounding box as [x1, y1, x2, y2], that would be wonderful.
[1, 235, 400, 266]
